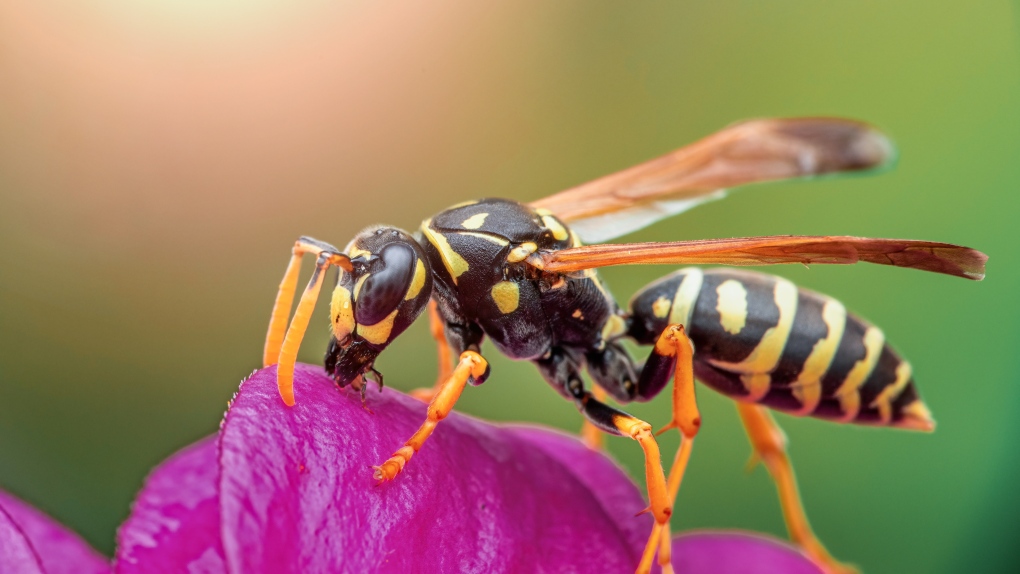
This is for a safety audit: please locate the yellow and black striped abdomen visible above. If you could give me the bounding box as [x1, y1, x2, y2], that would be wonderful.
[626, 268, 934, 431]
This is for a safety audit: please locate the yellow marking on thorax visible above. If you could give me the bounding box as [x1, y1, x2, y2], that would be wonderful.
[404, 259, 427, 300]
[460, 232, 509, 247]
[508, 242, 537, 263]
[490, 281, 520, 314]
[349, 247, 371, 259]
[601, 314, 627, 342]
[834, 327, 885, 422]
[541, 215, 569, 241]
[420, 220, 470, 285]
[358, 308, 399, 345]
[791, 299, 847, 415]
[461, 213, 489, 229]
[569, 230, 583, 248]
[330, 285, 355, 340]
[708, 278, 798, 402]
[651, 296, 671, 319]
[572, 309, 584, 320]
[870, 361, 913, 425]
[716, 279, 749, 335]
[668, 267, 704, 331]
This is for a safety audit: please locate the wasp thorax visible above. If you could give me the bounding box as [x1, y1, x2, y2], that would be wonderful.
[326, 227, 432, 387]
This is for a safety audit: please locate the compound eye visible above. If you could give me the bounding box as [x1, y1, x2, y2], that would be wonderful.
[354, 242, 415, 326]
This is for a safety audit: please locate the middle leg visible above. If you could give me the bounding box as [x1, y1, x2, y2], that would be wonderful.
[409, 300, 455, 402]
[537, 349, 671, 574]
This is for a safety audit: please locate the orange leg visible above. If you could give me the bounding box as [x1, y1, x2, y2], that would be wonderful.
[580, 386, 608, 450]
[410, 300, 454, 402]
[607, 412, 671, 574]
[374, 351, 489, 482]
[736, 403, 858, 574]
[263, 237, 352, 406]
[639, 324, 700, 574]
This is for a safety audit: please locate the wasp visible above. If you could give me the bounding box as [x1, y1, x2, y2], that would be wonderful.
[260, 118, 986, 574]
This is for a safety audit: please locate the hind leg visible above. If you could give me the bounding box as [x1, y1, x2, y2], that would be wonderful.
[737, 403, 858, 574]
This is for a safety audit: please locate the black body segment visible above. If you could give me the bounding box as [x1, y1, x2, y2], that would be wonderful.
[419, 198, 613, 361]
[627, 267, 932, 430]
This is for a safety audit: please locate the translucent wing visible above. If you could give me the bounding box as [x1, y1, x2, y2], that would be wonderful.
[530, 118, 894, 242]
[538, 236, 986, 281]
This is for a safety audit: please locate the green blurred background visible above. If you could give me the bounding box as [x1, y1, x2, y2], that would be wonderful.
[1, 1, 1017, 572]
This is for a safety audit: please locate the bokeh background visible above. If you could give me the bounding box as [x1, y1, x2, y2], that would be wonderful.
[1, 1, 1017, 572]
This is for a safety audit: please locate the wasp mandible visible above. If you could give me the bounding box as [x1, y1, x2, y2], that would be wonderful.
[261, 118, 986, 574]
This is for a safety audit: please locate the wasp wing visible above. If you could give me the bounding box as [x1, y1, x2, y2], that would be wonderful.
[530, 118, 894, 243]
[538, 236, 986, 281]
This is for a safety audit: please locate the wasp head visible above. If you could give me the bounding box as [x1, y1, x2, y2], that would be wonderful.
[325, 226, 433, 388]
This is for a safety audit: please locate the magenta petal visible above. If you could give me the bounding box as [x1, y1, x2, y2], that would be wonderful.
[114, 437, 225, 574]
[504, 426, 651, 553]
[0, 491, 108, 574]
[0, 503, 44, 574]
[218, 364, 651, 573]
[671, 531, 825, 574]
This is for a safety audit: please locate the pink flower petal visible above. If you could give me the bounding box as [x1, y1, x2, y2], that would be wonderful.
[0, 503, 44, 574]
[0, 491, 108, 574]
[114, 437, 225, 574]
[218, 364, 652, 573]
[671, 531, 825, 574]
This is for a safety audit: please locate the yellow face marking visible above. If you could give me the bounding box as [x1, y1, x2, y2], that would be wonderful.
[541, 215, 569, 241]
[791, 299, 847, 415]
[715, 279, 749, 335]
[330, 285, 355, 340]
[601, 314, 627, 342]
[420, 220, 470, 285]
[668, 267, 704, 330]
[835, 327, 885, 422]
[490, 281, 520, 314]
[353, 274, 370, 301]
[651, 296, 671, 319]
[572, 309, 584, 320]
[870, 360, 913, 425]
[357, 308, 399, 345]
[404, 259, 426, 300]
[507, 242, 537, 263]
[349, 246, 371, 259]
[895, 400, 935, 432]
[461, 213, 489, 230]
[708, 278, 798, 402]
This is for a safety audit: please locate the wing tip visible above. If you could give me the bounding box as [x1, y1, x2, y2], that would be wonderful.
[745, 117, 898, 174]
[955, 248, 988, 281]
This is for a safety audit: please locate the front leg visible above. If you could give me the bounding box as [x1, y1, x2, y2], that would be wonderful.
[374, 351, 490, 482]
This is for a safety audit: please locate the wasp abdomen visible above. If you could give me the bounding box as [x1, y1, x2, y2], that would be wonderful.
[627, 268, 933, 431]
